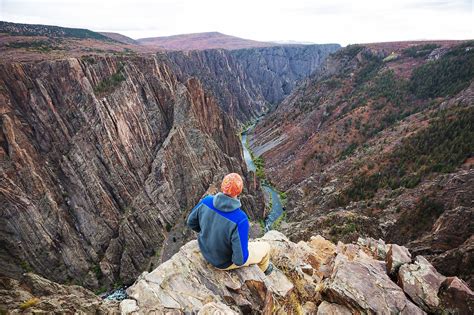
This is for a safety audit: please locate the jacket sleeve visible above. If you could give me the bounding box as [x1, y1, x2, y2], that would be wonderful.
[230, 217, 250, 266]
[186, 201, 202, 233]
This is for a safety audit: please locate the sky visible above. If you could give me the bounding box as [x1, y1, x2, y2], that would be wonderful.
[1, 0, 472, 46]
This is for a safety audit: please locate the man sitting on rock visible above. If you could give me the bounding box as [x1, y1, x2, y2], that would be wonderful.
[187, 173, 273, 275]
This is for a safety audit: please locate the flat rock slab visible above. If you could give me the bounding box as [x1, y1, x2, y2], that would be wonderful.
[323, 253, 425, 314]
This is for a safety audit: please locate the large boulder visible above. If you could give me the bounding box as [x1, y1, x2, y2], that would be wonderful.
[438, 277, 474, 314]
[323, 251, 424, 314]
[125, 231, 337, 313]
[398, 256, 446, 312]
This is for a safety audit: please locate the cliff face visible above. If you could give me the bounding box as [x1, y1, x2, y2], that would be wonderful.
[251, 41, 474, 286]
[0, 55, 263, 289]
[167, 44, 340, 121]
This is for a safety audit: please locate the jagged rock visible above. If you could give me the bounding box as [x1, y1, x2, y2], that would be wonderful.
[126, 231, 327, 314]
[0, 273, 118, 314]
[407, 205, 474, 287]
[120, 299, 139, 314]
[126, 238, 284, 313]
[198, 302, 238, 314]
[317, 301, 351, 315]
[125, 231, 441, 314]
[302, 301, 317, 314]
[323, 250, 424, 314]
[398, 256, 446, 312]
[386, 244, 412, 275]
[357, 237, 389, 259]
[438, 277, 474, 315]
[125, 231, 336, 313]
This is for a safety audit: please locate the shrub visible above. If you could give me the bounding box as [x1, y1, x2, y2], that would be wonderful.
[355, 54, 383, 86]
[94, 64, 126, 95]
[7, 40, 59, 52]
[339, 143, 358, 160]
[336, 45, 363, 59]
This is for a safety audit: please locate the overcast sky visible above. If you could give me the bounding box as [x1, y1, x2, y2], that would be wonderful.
[1, 0, 472, 45]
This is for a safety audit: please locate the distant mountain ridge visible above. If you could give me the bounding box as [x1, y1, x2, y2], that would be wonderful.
[136, 31, 277, 50]
[1, 21, 325, 51]
[99, 32, 138, 45]
[0, 21, 111, 41]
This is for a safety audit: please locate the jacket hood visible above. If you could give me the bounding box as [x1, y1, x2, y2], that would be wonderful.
[212, 192, 241, 212]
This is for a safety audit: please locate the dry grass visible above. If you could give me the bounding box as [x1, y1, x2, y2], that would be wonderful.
[19, 297, 40, 310]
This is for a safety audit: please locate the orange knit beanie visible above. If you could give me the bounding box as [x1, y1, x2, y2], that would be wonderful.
[221, 173, 243, 198]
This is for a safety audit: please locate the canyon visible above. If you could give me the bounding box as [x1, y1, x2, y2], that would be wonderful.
[251, 40, 474, 287]
[0, 21, 338, 293]
[1, 20, 473, 313]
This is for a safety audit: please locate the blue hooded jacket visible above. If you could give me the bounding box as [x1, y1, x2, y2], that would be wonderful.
[186, 193, 249, 269]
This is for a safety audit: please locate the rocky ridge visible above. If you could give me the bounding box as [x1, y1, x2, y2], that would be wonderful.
[3, 231, 472, 313]
[119, 231, 473, 314]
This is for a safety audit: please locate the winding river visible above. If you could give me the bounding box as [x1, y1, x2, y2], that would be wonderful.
[241, 126, 284, 231]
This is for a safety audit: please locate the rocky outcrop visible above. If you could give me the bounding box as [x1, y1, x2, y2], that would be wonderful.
[0, 273, 118, 313]
[0, 55, 263, 289]
[323, 244, 422, 314]
[167, 44, 340, 121]
[123, 231, 473, 314]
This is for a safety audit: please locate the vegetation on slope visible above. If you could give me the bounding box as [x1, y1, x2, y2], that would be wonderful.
[409, 41, 474, 98]
[7, 40, 62, 52]
[94, 64, 126, 95]
[342, 106, 474, 202]
[402, 44, 439, 58]
[0, 21, 111, 40]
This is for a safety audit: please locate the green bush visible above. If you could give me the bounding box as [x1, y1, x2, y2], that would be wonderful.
[254, 156, 266, 179]
[94, 64, 126, 95]
[7, 40, 59, 52]
[336, 45, 363, 59]
[355, 54, 383, 86]
[339, 143, 358, 160]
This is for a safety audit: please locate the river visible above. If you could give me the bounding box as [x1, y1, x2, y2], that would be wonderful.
[241, 125, 284, 231]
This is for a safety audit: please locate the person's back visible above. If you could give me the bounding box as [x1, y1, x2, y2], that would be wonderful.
[187, 173, 273, 274]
